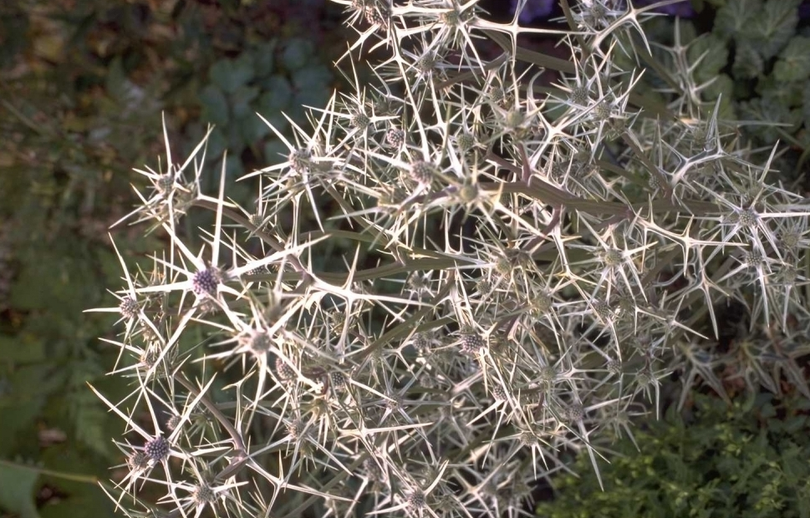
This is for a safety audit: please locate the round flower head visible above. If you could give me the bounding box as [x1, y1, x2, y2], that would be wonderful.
[192, 267, 221, 296]
[144, 435, 170, 462]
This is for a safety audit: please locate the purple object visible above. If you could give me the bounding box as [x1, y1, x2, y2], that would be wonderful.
[634, 0, 695, 18]
[509, 0, 695, 22]
[509, 0, 556, 24]
[801, 0, 810, 19]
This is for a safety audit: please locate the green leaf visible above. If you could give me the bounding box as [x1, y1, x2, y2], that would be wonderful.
[739, 97, 802, 143]
[757, 74, 804, 106]
[291, 64, 332, 109]
[241, 113, 272, 143]
[264, 139, 289, 164]
[291, 64, 331, 92]
[209, 54, 255, 94]
[254, 40, 278, 78]
[205, 126, 228, 161]
[732, 41, 763, 79]
[702, 74, 736, 118]
[751, 0, 801, 59]
[0, 401, 44, 458]
[0, 334, 45, 364]
[689, 34, 728, 84]
[66, 361, 113, 460]
[773, 36, 810, 82]
[199, 84, 230, 126]
[714, 0, 761, 39]
[280, 38, 314, 71]
[231, 85, 260, 120]
[226, 121, 247, 151]
[39, 446, 114, 518]
[0, 459, 40, 518]
[258, 76, 293, 113]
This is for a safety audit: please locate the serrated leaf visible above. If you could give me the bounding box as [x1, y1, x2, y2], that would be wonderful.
[199, 84, 229, 126]
[773, 36, 810, 82]
[751, 0, 801, 59]
[67, 362, 113, 460]
[739, 97, 801, 143]
[0, 459, 40, 518]
[209, 54, 255, 93]
[714, 0, 762, 39]
[702, 73, 735, 117]
[72, 399, 113, 460]
[280, 38, 314, 71]
[757, 74, 804, 106]
[689, 34, 728, 84]
[732, 41, 763, 79]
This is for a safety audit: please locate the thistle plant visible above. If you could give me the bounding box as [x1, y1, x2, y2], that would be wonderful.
[90, 0, 810, 517]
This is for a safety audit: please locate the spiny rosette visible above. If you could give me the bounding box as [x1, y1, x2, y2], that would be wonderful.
[143, 435, 170, 462]
[193, 483, 216, 505]
[127, 451, 149, 471]
[275, 356, 296, 381]
[285, 419, 308, 440]
[454, 182, 479, 204]
[289, 148, 313, 173]
[118, 296, 139, 319]
[600, 248, 624, 268]
[569, 85, 590, 106]
[330, 371, 347, 391]
[491, 384, 508, 402]
[240, 328, 272, 356]
[460, 333, 487, 356]
[455, 132, 476, 152]
[406, 489, 427, 512]
[364, 457, 383, 483]
[563, 403, 585, 423]
[166, 414, 182, 432]
[191, 266, 221, 296]
[155, 173, 174, 194]
[350, 111, 370, 130]
[385, 128, 405, 148]
[409, 160, 439, 184]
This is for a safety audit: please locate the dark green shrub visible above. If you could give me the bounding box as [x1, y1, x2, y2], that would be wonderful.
[536, 392, 810, 518]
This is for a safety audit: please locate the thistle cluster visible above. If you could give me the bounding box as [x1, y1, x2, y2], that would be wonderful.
[91, 1, 810, 517]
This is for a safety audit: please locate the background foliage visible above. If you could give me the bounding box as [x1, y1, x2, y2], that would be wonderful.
[0, 1, 342, 516]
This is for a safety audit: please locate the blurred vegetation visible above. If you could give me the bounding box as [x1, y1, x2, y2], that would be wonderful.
[0, 1, 342, 516]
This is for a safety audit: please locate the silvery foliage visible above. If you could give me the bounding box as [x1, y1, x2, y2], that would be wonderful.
[90, 1, 810, 517]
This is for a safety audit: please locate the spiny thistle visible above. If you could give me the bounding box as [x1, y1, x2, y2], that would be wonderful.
[89, 1, 810, 517]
